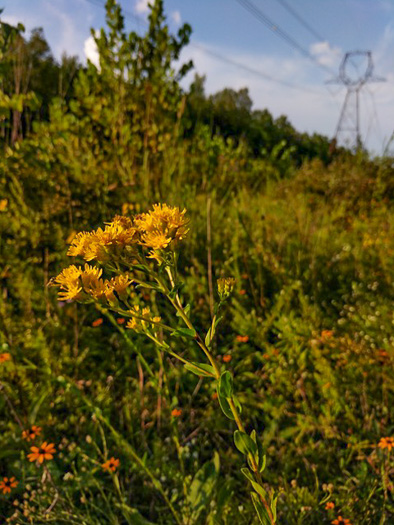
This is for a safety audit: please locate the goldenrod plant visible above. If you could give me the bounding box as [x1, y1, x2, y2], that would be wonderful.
[52, 204, 278, 524]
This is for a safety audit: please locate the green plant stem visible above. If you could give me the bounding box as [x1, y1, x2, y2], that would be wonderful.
[163, 268, 275, 524]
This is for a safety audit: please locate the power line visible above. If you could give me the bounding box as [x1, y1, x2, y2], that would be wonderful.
[191, 42, 321, 94]
[273, 0, 326, 42]
[234, 0, 336, 75]
[82, 0, 324, 94]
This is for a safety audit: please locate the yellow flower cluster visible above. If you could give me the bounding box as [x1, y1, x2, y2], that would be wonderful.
[66, 204, 188, 263]
[52, 264, 133, 303]
[67, 216, 137, 262]
[135, 204, 189, 258]
[126, 305, 161, 333]
[53, 204, 188, 303]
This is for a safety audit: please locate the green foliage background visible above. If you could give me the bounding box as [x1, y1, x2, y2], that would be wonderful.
[0, 1, 393, 523]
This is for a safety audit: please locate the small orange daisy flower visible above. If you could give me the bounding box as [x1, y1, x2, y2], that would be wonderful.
[212, 392, 218, 400]
[378, 437, 394, 451]
[223, 354, 232, 363]
[0, 477, 18, 495]
[116, 318, 125, 324]
[102, 457, 120, 472]
[325, 501, 335, 510]
[236, 335, 249, 343]
[22, 425, 42, 442]
[0, 352, 11, 363]
[332, 517, 351, 525]
[239, 289, 247, 296]
[92, 318, 103, 327]
[321, 330, 334, 339]
[27, 442, 56, 464]
[171, 408, 182, 418]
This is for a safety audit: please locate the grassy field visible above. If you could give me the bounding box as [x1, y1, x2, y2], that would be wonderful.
[0, 2, 393, 524]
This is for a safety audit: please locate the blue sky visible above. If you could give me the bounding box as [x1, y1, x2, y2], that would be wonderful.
[2, 0, 394, 153]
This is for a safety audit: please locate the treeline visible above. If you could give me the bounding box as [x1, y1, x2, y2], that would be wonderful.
[0, 9, 338, 167]
[0, 2, 393, 524]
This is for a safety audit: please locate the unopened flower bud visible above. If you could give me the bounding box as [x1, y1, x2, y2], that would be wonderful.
[217, 277, 236, 300]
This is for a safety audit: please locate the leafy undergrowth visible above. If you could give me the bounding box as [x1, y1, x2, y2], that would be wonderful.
[0, 1, 393, 524]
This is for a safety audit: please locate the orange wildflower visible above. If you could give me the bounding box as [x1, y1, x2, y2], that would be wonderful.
[239, 289, 247, 296]
[171, 408, 182, 417]
[0, 353, 11, 363]
[332, 517, 351, 525]
[212, 392, 218, 400]
[22, 425, 42, 442]
[378, 437, 394, 451]
[223, 354, 232, 363]
[0, 477, 18, 495]
[92, 318, 103, 327]
[236, 335, 249, 343]
[116, 318, 125, 325]
[27, 442, 56, 464]
[102, 457, 120, 472]
[321, 330, 334, 339]
[325, 501, 335, 510]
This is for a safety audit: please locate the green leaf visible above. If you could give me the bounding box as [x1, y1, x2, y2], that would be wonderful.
[259, 454, 267, 473]
[234, 430, 258, 456]
[250, 430, 266, 472]
[251, 481, 268, 501]
[233, 395, 242, 414]
[171, 327, 197, 339]
[184, 362, 215, 378]
[204, 315, 223, 347]
[217, 390, 235, 420]
[205, 326, 213, 348]
[175, 303, 190, 317]
[218, 370, 233, 398]
[241, 467, 254, 482]
[251, 492, 272, 525]
[186, 455, 220, 522]
[271, 494, 278, 522]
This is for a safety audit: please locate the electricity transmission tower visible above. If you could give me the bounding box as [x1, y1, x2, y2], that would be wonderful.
[329, 51, 384, 150]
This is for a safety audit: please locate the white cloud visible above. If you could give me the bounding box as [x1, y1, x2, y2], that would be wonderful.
[310, 41, 341, 68]
[171, 10, 182, 26]
[43, 0, 81, 58]
[84, 34, 99, 67]
[135, 0, 150, 14]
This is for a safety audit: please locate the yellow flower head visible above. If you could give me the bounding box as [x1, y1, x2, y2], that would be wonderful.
[80, 264, 103, 289]
[106, 274, 133, 302]
[67, 217, 137, 263]
[126, 305, 161, 333]
[109, 274, 133, 294]
[53, 265, 84, 301]
[58, 282, 83, 301]
[142, 231, 172, 251]
[135, 204, 189, 253]
[54, 265, 82, 287]
[67, 232, 95, 258]
[95, 219, 137, 247]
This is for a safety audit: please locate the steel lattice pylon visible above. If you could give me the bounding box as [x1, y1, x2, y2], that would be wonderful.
[328, 51, 384, 150]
